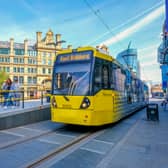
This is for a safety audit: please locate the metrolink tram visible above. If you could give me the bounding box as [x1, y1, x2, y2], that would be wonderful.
[51, 46, 148, 126]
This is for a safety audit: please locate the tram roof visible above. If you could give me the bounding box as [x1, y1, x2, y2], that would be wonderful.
[56, 46, 115, 62]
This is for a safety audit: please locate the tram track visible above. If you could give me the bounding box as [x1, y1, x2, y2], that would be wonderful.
[26, 109, 146, 168]
[0, 108, 146, 168]
[0, 125, 65, 150]
[25, 128, 105, 168]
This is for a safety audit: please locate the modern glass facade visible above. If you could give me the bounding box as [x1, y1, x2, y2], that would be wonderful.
[116, 48, 140, 78]
[158, 22, 168, 91]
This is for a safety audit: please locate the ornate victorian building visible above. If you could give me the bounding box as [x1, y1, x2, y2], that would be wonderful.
[0, 29, 71, 98]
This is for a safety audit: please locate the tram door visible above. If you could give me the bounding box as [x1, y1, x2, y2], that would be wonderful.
[93, 59, 113, 123]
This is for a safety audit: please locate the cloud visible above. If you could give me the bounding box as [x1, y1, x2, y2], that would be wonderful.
[89, 1, 164, 45]
[141, 67, 161, 82]
[99, 5, 164, 46]
[138, 44, 159, 52]
[141, 61, 158, 67]
[138, 51, 157, 61]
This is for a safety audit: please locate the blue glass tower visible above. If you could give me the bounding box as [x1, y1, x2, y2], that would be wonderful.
[116, 45, 139, 78]
[158, 0, 168, 92]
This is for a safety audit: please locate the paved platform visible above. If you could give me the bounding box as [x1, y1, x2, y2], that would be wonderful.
[0, 99, 49, 114]
[0, 99, 50, 130]
[97, 99, 168, 168]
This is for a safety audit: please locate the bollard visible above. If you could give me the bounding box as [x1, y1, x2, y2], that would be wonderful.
[41, 90, 43, 105]
[22, 90, 24, 108]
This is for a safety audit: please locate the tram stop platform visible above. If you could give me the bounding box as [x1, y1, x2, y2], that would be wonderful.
[97, 99, 168, 168]
[0, 99, 50, 130]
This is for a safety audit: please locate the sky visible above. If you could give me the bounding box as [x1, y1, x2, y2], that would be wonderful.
[0, 0, 165, 83]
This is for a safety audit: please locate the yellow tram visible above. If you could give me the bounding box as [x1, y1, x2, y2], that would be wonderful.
[51, 46, 148, 126]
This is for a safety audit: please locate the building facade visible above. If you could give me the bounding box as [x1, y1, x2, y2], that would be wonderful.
[0, 29, 71, 98]
[116, 48, 140, 78]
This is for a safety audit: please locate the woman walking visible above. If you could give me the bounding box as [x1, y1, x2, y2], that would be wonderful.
[2, 78, 13, 109]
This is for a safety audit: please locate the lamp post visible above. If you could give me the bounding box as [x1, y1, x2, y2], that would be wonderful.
[46, 40, 66, 49]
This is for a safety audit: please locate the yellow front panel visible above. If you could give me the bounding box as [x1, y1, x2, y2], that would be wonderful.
[51, 95, 94, 125]
[52, 108, 93, 126]
[51, 90, 123, 126]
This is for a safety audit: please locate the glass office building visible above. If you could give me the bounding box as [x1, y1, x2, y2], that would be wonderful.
[116, 48, 140, 78]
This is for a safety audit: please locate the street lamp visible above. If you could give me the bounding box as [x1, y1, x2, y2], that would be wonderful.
[46, 40, 66, 48]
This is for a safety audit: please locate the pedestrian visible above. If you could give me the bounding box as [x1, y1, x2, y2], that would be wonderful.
[1, 80, 6, 107]
[161, 93, 168, 110]
[2, 78, 13, 109]
[11, 78, 21, 107]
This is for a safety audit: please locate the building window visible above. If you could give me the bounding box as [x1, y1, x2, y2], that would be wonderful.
[42, 59, 46, 65]
[13, 67, 16, 73]
[28, 50, 37, 57]
[21, 68, 24, 73]
[0, 48, 10, 54]
[0, 57, 10, 63]
[19, 76, 24, 84]
[42, 68, 46, 74]
[48, 60, 52, 65]
[48, 69, 51, 74]
[14, 49, 24, 55]
[5, 57, 10, 63]
[6, 67, 10, 72]
[42, 52, 46, 57]
[28, 77, 32, 84]
[20, 58, 24, 63]
[48, 52, 52, 57]
[28, 58, 32, 64]
[33, 60, 37, 64]
[33, 77, 37, 84]
[14, 58, 18, 63]
[28, 68, 37, 73]
[28, 58, 37, 64]
[17, 67, 20, 73]
[13, 76, 18, 81]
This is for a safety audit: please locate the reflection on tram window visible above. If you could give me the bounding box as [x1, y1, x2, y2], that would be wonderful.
[54, 72, 89, 95]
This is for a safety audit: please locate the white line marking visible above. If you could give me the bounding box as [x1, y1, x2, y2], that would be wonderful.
[19, 126, 44, 133]
[38, 139, 61, 145]
[80, 147, 106, 155]
[1, 130, 25, 137]
[55, 133, 76, 138]
[93, 139, 114, 146]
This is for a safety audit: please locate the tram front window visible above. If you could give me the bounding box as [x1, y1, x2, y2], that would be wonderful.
[53, 63, 91, 95]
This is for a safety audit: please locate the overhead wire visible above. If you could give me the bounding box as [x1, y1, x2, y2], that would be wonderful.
[83, 0, 124, 48]
[88, 0, 164, 45]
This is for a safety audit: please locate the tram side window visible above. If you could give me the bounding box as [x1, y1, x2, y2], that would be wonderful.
[111, 63, 117, 90]
[102, 65, 110, 89]
[93, 63, 102, 93]
[113, 66, 126, 92]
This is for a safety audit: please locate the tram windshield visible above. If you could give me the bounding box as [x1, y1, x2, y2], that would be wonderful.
[52, 51, 92, 96]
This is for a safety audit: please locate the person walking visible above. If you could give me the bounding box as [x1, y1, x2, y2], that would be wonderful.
[2, 78, 13, 109]
[1, 80, 6, 107]
[11, 78, 21, 107]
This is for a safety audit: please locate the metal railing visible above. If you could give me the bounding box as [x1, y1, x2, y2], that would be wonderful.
[0, 89, 50, 109]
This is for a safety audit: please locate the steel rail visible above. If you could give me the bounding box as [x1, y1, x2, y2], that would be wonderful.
[26, 129, 101, 168]
[0, 126, 65, 150]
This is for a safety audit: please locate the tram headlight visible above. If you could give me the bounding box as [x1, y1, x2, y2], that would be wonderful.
[51, 96, 57, 108]
[80, 97, 90, 109]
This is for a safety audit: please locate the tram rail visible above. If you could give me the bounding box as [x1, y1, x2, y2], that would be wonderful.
[0, 125, 65, 150]
[26, 128, 104, 168]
